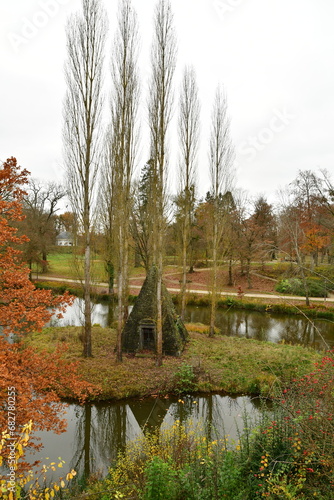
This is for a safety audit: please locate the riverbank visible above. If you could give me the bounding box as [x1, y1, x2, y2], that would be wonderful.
[34, 278, 334, 321]
[25, 325, 321, 401]
[72, 350, 334, 499]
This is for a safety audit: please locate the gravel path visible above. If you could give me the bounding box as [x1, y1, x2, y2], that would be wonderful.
[32, 274, 334, 303]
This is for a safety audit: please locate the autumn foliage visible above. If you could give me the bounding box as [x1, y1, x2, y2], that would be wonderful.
[0, 157, 73, 335]
[0, 158, 98, 469]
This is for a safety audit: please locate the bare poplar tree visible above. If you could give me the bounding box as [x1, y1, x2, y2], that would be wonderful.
[149, 0, 176, 366]
[177, 66, 200, 320]
[209, 85, 234, 337]
[63, 0, 107, 357]
[104, 0, 140, 362]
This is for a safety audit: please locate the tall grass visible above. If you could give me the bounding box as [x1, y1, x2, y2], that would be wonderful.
[74, 352, 334, 499]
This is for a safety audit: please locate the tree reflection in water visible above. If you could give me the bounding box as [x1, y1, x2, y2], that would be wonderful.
[51, 298, 334, 350]
[33, 394, 263, 481]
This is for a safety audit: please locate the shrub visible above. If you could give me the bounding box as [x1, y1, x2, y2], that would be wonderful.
[143, 457, 177, 500]
[275, 277, 328, 297]
[262, 262, 295, 279]
[314, 265, 334, 291]
[250, 352, 334, 499]
[174, 363, 196, 394]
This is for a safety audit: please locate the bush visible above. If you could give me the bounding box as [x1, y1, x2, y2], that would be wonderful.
[314, 265, 334, 291]
[80, 354, 334, 500]
[143, 457, 177, 500]
[262, 262, 295, 279]
[174, 363, 196, 394]
[50, 245, 74, 255]
[275, 277, 328, 297]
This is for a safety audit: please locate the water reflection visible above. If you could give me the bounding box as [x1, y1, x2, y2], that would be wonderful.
[50, 298, 334, 350]
[30, 395, 262, 480]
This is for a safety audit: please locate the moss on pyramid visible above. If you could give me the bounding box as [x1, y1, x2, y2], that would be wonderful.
[122, 266, 188, 356]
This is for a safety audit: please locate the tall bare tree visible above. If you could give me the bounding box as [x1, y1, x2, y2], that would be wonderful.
[63, 0, 107, 357]
[177, 66, 200, 320]
[148, 0, 176, 366]
[104, 0, 140, 362]
[209, 85, 234, 337]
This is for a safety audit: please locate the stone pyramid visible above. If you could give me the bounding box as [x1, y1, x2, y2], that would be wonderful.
[122, 266, 188, 356]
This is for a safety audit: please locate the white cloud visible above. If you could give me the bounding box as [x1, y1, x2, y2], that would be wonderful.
[1, 0, 333, 203]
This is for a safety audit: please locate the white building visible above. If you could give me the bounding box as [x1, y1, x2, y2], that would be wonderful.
[56, 231, 73, 246]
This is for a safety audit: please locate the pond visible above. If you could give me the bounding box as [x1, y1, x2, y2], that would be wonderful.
[48, 297, 334, 350]
[27, 394, 265, 481]
[29, 297, 332, 482]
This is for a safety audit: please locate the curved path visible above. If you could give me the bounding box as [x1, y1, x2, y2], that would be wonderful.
[32, 274, 334, 303]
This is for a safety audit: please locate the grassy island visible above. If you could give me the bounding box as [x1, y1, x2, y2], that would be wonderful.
[25, 324, 321, 401]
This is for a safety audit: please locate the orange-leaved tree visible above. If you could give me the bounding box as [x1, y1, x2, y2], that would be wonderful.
[0, 158, 99, 469]
[0, 157, 72, 334]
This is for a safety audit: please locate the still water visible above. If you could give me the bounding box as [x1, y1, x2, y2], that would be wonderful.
[28, 394, 263, 480]
[49, 297, 334, 350]
[33, 298, 333, 480]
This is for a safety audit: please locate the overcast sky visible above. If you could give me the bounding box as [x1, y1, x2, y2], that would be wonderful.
[1, 0, 334, 205]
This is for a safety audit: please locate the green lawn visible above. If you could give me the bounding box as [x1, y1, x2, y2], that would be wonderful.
[33, 252, 108, 282]
[26, 324, 320, 401]
[36, 252, 182, 282]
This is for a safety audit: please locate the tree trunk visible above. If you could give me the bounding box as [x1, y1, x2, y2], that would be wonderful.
[228, 258, 233, 286]
[156, 227, 163, 367]
[246, 257, 252, 289]
[106, 261, 115, 295]
[209, 222, 218, 338]
[42, 250, 48, 273]
[296, 252, 310, 306]
[134, 249, 141, 268]
[83, 239, 92, 357]
[123, 228, 129, 323]
[116, 225, 123, 363]
[180, 210, 189, 321]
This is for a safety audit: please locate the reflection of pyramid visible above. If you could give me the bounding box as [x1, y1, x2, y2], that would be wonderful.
[128, 398, 171, 432]
[122, 266, 188, 355]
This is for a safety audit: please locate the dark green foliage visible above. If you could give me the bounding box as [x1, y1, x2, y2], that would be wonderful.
[275, 277, 328, 297]
[314, 266, 334, 291]
[185, 295, 210, 307]
[34, 281, 80, 296]
[143, 457, 177, 500]
[122, 266, 188, 355]
[174, 363, 196, 394]
[141, 453, 246, 500]
[34, 281, 84, 298]
[49, 244, 73, 255]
